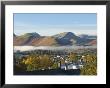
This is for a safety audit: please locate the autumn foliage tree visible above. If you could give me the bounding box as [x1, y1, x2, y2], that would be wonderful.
[39, 54, 53, 69]
[80, 54, 97, 75]
[22, 54, 54, 71]
[23, 54, 40, 71]
[69, 52, 77, 62]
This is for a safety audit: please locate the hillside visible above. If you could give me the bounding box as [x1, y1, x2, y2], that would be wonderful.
[14, 32, 97, 46]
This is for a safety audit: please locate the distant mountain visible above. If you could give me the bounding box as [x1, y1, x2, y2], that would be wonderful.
[53, 32, 77, 39]
[14, 32, 40, 46]
[33, 37, 57, 46]
[14, 32, 97, 46]
[86, 39, 97, 46]
[20, 32, 40, 38]
[79, 34, 97, 39]
[53, 32, 79, 45]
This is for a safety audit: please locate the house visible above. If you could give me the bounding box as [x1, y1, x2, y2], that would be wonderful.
[61, 63, 79, 70]
[61, 65, 67, 70]
[60, 59, 84, 70]
[68, 64, 79, 70]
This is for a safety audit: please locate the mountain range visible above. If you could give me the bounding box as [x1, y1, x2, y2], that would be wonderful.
[14, 32, 97, 46]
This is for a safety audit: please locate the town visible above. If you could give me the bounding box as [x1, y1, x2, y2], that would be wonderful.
[14, 48, 97, 75]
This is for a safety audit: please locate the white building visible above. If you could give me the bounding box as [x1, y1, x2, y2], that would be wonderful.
[61, 64, 79, 70]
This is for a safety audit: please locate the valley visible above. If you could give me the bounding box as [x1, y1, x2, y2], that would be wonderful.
[14, 32, 97, 75]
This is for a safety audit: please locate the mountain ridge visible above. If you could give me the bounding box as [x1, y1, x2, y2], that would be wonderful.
[14, 32, 97, 46]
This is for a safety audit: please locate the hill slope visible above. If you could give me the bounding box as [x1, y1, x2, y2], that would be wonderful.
[14, 32, 97, 46]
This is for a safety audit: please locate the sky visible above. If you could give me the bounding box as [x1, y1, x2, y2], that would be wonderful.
[14, 13, 97, 36]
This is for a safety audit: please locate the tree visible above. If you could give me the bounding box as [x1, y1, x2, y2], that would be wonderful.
[23, 54, 54, 71]
[80, 53, 97, 75]
[23, 54, 40, 71]
[51, 62, 58, 69]
[14, 63, 27, 72]
[14, 57, 27, 72]
[39, 54, 53, 69]
[69, 52, 77, 62]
